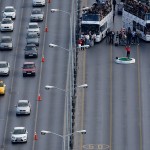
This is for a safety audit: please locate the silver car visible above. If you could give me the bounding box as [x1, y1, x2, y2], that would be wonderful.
[0, 61, 10, 76]
[15, 100, 31, 115]
[27, 22, 40, 36]
[0, 36, 13, 50]
[30, 8, 44, 22]
[11, 127, 28, 143]
[26, 32, 39, 46]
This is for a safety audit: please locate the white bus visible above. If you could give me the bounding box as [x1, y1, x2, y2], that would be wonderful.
[122, 0, 150, 41]
[81, 1, 113, 42]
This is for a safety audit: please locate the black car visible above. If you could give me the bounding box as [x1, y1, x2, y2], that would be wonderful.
[24, 44, 38, 58]
[26, 32, 39, 46]
[0, 36, 13, 50]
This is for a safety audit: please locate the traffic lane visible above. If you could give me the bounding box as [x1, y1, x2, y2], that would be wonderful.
[5, 77, 41, 150]
[139, 42, 150, 150]
[3, 1, 47, 150]
[83, 42, 111, 146]
[83, 43, 140, 150]
[3, 0, 69, 149]
[34, 0, 71, 149]
[0, 0, 27, 146]
[112, 44, 140, 150]
[34, 45, 68, 150]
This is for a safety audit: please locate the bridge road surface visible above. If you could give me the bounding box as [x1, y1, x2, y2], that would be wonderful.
[0, 0, 71, 150]
[79, 0, 150, 150]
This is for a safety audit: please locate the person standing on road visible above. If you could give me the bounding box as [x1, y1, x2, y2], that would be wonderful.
[125, 45, 131, 58]
[106, 29, 110, 43]
[110, 31, 115, 44]
[113, 0, 116, 11]
[113, 11, 115, 23]
[136, 31, 140, 45]
[126, 29, 132, 46]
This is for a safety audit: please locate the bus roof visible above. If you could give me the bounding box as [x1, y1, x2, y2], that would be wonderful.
[82, 1, 112, 21]
[124, 0, 150, 20]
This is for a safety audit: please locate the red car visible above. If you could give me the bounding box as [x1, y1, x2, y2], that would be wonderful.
[22, 62, 36, 77]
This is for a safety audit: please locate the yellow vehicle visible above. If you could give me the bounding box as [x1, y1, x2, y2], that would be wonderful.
[0, 81, 6, 95]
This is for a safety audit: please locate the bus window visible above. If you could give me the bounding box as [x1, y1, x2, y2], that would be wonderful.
[137, 23, 144, 32]
[133, 21, 136, 31]
[145, 13, 150, 20]
[100, 22, 107, 32]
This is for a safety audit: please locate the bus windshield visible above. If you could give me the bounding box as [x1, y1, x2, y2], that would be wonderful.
[82, 14, 100, 21]
[81, 24, 100, 34]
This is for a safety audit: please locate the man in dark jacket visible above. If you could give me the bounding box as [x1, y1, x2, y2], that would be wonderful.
[113, 0, 116, 11]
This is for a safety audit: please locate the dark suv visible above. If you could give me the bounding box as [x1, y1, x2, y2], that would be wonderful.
[22, 62, 36, 77]
[24, 44, 38, 58]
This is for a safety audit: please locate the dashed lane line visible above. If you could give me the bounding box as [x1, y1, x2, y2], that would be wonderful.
[137, 45, 143, 150]
[109, 44, 113, 150]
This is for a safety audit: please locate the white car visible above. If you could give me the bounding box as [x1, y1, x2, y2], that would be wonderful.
[0, 18, 14, 32]
[2, 6, 16, 19]
[27, 22, 40, 36]
[30, 8, 44, 22]
[32, 0, 45, 7]
[0, 61, 10, 76]
[11, 127, 28, 143]
[16, 100, 31, 115]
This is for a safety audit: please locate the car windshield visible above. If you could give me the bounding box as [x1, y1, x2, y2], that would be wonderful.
[18, 102, 28, 107]
[5, 8, 14, 12]
[32, 10, 41, 14]
[25, 46, 36, 51]
[0, 82, 4, 87]
[23, 64, 35, 69]
[29, 25, 38, 28]
[13, 129, 26, 134]
[27, 34, 37, 38]
[1, 38, 11, 43]
[0, 63, 7, 68]
[2, 19, 12, 24]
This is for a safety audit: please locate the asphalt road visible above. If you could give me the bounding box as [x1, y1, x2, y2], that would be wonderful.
[0, 0, 71, 150]
[80, 1, 150, 150]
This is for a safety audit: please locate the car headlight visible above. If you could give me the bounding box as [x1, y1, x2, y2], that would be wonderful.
[3, 13, 6, 17]
[22, 136, 27, 139]
[11, 136, 16, 140]
[16, 108, 20, 111]
[3, 70, 8, 73]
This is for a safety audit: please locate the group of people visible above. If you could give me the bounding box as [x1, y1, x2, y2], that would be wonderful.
[125, 0, 150, 19]
[83, 0, 112, 20]
[77, 32, 96, 50]
[106, 28, 141, 46]
[117, 28, 141, 46]
[106, 29, 115, 44]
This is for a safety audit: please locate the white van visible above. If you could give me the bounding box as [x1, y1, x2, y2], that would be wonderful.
[32, 0, 45, 7]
